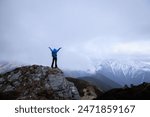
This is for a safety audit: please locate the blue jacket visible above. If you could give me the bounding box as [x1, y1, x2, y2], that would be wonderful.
[49, 47, 61, 58]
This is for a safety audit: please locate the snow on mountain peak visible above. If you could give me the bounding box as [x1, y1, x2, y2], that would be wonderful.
[96, 59, 150, 85]
[0, 61, 22, 74]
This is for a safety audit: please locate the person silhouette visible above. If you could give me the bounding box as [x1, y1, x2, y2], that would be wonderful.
[48, 47, 62, 68]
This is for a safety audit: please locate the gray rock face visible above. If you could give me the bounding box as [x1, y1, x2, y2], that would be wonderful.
[0, 65, 80, 100]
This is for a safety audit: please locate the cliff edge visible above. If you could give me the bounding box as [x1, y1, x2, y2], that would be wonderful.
[0, 65, 80, 100]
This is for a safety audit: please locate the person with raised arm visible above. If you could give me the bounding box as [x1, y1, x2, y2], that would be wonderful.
[48, 47, 62, 68]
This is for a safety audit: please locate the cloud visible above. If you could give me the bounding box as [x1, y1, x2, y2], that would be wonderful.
[113, 41, 150, 56]
[0, 0, 150, 70]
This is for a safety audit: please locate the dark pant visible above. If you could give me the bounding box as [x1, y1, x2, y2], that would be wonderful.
[51, 58, 57, 68]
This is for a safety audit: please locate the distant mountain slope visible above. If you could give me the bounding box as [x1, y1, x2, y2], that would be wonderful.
[78, 73, 122, 92]
[0, 61, 20, 74]
[64, 70, 92, 77]
[99, 82, 150, 100]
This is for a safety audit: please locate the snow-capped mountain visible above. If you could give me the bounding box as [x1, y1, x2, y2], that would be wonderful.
[96, 59, 150, 86]
[0, 61, 21, 74]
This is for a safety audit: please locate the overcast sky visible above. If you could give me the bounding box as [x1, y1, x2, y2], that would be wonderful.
[0, 0, 150, 70]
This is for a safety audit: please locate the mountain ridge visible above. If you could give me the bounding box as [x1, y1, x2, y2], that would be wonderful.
[1, 63, 150, 100]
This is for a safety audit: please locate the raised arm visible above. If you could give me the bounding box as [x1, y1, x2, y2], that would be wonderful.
[57, 47, 62, 52]
[48, 47, 53, 51]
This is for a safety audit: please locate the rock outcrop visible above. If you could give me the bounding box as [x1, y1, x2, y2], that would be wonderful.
[66, 77, 103, 100]
[0, 65, 80, 100]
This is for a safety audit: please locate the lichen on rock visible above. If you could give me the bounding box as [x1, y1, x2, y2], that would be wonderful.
[0, 65, 80, 100]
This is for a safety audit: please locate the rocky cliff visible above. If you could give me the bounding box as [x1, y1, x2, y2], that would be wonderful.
[0, 65, 80, 100]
